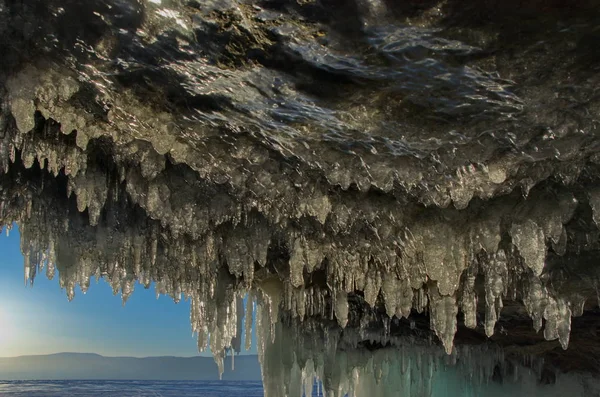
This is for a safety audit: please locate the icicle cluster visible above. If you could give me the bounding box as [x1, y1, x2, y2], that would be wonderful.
[1, 27, 600, 392]
[2, 89, 599, 362]
[255, 306, 598, 397]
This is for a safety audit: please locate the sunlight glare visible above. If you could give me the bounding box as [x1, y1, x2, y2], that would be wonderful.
[0, 307, 13, 344]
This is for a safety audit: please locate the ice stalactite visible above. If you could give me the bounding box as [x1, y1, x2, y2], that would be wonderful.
[2, 122, 598, 371]
[3, 124, 598, 372]
[2, 0, 600, 393]
[255, 305, 599, 397]
[2, 63, 594, 359]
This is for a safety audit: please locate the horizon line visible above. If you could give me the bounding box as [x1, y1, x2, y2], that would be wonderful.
[0, 352, 259, 359]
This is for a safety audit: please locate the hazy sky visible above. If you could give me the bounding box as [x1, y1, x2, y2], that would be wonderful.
[0, 226, 256, 358]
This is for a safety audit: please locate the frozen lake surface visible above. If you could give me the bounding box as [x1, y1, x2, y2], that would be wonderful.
[0, 380, 265, 397]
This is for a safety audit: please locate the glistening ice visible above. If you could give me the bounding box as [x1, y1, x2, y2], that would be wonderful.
[1, 0, 600, 395]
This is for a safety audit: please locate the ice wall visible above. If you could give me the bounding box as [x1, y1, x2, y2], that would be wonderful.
[257, 309, 600, 397]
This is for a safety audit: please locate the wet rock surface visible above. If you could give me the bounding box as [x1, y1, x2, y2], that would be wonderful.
[1, 0, 600, 393]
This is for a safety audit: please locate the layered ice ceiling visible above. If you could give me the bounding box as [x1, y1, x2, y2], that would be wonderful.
[1, 0, 600, 394]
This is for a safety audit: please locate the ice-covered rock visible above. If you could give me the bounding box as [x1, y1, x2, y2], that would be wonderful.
[1, 0, 600, 393]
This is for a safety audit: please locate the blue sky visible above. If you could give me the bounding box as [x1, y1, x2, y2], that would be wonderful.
[0, 226, 256, 358]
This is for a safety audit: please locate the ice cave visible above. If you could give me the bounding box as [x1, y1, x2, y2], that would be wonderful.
[1, 0, 600, 395]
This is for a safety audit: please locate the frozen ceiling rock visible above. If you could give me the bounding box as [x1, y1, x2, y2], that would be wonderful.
[2, 0, 600, 394]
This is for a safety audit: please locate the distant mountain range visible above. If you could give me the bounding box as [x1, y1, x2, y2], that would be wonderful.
[0, 353, 261, 381]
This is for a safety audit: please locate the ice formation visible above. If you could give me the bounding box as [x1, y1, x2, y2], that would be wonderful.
[1, 0, 600, 395]
[257, 313, 600, 397]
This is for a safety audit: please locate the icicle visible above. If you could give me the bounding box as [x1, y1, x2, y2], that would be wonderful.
[334, 290, 348, 328]
[245, 293, 254, 351]
[428, 285, 458, 355]
[482, 250, 507, 337]
[523, 274, 547, 333]
[460, 262, 478, 330]
[510, 220, 546, 276]
[543, 297, 572, 350]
